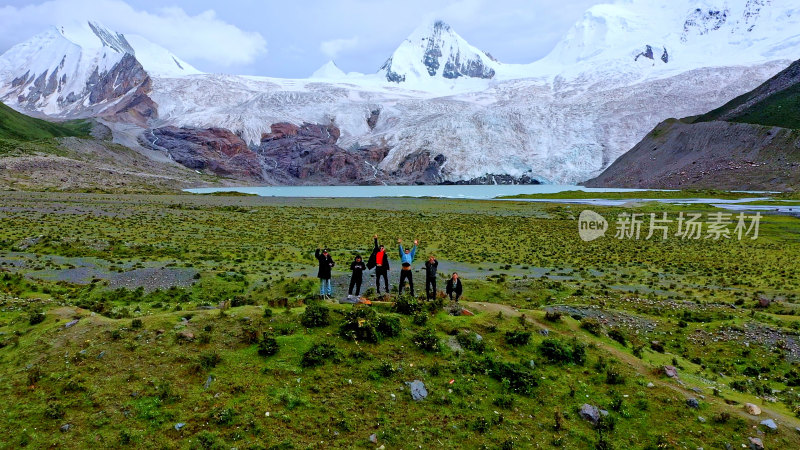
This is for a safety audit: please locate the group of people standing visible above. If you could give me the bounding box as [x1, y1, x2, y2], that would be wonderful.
[314, 235, 463, 301]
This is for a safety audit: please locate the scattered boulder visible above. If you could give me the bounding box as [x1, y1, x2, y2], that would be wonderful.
[538, 328, 549, 336]
[446, 336, 463, 352]
[748, 437, 764, 450]
[97, 351, 106, 360]
[579, 404, 601, 425]
[174, 423, 185, 431]
[406, 380, 428, 401]
[64, 319, 79, 329]
[369, 433, 378, 444]
[647, 382, 655, 388]
[460, 309, 475, 316]
[744, 403, 762, 416]
[760, 418, 777, 431]
[698, 416, 706, 423]
[204, 375, 215, 390]
[686, 398, 700, 409]
[60, 424, 71, 432]
[663, 365, 679, 378]
[177, 331, 195, 342]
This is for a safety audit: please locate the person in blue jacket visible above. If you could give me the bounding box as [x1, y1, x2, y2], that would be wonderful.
[397, 238, 418, 296]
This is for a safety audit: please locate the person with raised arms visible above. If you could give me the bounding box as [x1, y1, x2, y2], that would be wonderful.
[367, 235, 390, 295]
[315, 247, 335, 299]
[397, 238, 418, 297]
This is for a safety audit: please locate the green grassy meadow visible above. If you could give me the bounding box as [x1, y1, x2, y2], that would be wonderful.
[1, 191, 800, 449]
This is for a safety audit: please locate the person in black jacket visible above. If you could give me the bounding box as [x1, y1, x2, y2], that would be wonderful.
[446, 272, 462, 302]
[367, 235, 390, 295]
[424, 255, 438, 299]
[315, 248, 335, 298]
[348, 255, 366, 298]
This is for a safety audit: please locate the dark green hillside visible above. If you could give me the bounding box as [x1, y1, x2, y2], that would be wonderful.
[0, 102, 90, 141]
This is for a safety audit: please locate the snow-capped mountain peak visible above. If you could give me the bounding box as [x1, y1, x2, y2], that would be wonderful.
[310, 60, 346, 79]
[379, 20, 498, 82]
[59, 21, 136, 54]
[0, 21, 199, 118]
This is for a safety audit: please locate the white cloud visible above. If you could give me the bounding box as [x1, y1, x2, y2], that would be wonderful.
[320, 36, 360, 59]
[0, 0, 267, 68]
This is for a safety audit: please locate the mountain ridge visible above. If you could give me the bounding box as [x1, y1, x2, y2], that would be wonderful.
[2, 1, 800, 185]
[584, 56, 800, 190]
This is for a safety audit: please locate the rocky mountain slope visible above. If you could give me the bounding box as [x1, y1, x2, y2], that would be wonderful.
[0, 21, 197, 126]
[0, 102, 225, 192]
[584, 58, 800, 190]
[2, 1, 800, 185]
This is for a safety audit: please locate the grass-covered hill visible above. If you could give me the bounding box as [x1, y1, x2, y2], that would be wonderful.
[2, 192, 800, 449]
[0, 102, 91, 141]
[0, 102, 223, 192]
[585, 58, 800, 190]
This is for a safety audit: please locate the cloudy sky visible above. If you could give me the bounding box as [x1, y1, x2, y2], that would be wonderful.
[0, 0, 600, 78]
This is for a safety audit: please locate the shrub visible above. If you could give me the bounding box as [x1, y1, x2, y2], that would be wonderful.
[28, 312, 46, 326]
[339, 307, 400, 343]
[412, 328, 441, 352]
[504, 330, 531, 347]
[605, 367, 626, 385]
[650, 341, 665, 353]
[539, 338, 585, 365]
[263, 308, 273, 318]
[199, 352, 222, 370]
[301, 305, 330, 328]
[392, 296, 424, 315]
[131, 318, 143, 329]
[258, 336, 279, 357]
[301, 343, 339, 367]
[44, 400, 65, 419]
[412, 313, 428, 326]
[209, 407, 235, 425]
[457, 331, 486, 354]
[712, 412, 731, 424]
[607, 328, 627, 346]
[377, 315, 401, 338]
[339, 306, 380, 343]
[493, 395, 515, 409]
[580, 318, 602, 335]
[484, 358, 539, 396]
[377, 360, 397, 378]
[544, 310, 562, 322]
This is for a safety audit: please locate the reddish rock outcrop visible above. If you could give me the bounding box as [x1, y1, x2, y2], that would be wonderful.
[147, 126, 263, 180]
[255, 122, 388, 184]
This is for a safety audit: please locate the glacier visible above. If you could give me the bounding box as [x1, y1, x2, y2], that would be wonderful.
[2, 0, 800, 183]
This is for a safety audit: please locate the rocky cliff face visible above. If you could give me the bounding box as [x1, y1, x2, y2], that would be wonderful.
[145, 127, 264, 181]
[585, 56, 800, 191]
[583, 119, 800, 190]
[256, 122, 388, 184]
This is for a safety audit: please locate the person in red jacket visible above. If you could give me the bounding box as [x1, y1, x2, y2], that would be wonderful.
[367, 235, 390, 295]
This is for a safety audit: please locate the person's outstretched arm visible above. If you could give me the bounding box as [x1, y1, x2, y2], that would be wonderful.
[373, 235, 379, 252]
[315, 248, 321, 259]
[410, 240, 418, 259]
[397, 239, 404, 258]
